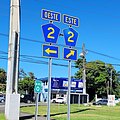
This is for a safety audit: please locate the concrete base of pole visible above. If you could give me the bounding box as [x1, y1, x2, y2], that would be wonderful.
[5, 94, 20, 120]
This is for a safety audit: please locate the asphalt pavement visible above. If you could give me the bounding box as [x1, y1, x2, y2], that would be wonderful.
[0, 103, 54, 120]
[20, 112, 47, 120]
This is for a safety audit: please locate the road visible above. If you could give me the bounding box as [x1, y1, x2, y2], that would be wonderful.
[0, 103, 4, 113]
[0, 102, 48, 120]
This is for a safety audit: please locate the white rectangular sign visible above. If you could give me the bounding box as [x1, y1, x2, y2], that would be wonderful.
[108, 95, 115, 106]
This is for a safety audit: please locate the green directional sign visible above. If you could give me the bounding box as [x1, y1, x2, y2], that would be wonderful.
[34, 80, 42, 93]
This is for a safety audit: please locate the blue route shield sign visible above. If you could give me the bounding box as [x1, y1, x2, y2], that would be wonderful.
[63, 48, 77, 61]
[43, 44, 59, 58]
[63, 14, 79, 27]
[41, 9, 61, 22]
[42, 23, 60, 43]
[63, 28, 78, 47]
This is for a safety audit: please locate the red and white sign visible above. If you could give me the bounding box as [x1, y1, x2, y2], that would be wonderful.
[108, 95, 115, 106]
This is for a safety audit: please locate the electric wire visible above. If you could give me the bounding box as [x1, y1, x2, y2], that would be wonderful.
[2, 0, 120, 19]
[1, 50, 120, 69]
[0, 51, 73, 68]
[0, 32, 120, 62]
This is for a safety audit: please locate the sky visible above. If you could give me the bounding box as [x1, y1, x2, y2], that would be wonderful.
[1, 0, 120, 79]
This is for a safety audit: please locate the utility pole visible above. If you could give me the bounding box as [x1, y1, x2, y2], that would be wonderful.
[110, 69, 113, 95]
[80, 43, 87, 94]
[107, 80, 109, 96]
[5, 0, 20, 120]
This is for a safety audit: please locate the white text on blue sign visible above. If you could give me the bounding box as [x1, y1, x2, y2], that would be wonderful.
[63, 14, 79, 27]
[42, 9, 61, 22]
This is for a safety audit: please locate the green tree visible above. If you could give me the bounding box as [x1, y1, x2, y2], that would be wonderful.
[18, 70, 35, 95]
[28, 72, 35, 80]
[114, 71, 120, 98]
[18, 77, 34, 95]
[19, 68, 27, 80]
[0, 68, 6, 84]
[75, 59, 119, 101]
[0, 68, 6, 92]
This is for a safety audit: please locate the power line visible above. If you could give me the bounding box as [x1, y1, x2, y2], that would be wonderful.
[0, 52, 73, 68]
[0, 33, 9, 37]
[1, 32, 120, 62]
[0, 32, 74, 48]
[2, 0, 120, 19]
[86, 49, 120, 61]
[0, 50, 8, 54]
[21, 0, 120, 19]
[1, 50, 120, 69]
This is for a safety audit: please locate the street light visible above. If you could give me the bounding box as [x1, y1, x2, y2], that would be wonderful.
[80, 43, 87, 94]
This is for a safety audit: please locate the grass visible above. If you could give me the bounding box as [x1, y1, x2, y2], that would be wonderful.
[20, 104, 120, 120]
[0, 113, 5, 120]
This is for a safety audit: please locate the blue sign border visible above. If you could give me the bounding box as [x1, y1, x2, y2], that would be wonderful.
[63, 14, 79, 27]
[42, 44, 59, 59]
[51, 78, 83, 93]
[41, 9, 61, 22]
[63, 27, 78, 47]
[63, 47, 77, 61]
[41, 23, 60, 44]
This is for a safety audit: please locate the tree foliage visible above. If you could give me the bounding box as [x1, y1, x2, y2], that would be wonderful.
[19, 68, 27, 79]
[75, 59, 120, 101]
[0, 68, 6, 92]
[18, 70, 35, 95]
[0, 68, 6, 84]
[28, 72, 35, 80]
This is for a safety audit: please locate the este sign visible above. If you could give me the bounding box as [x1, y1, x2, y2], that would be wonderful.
[63, 14, 79, 27]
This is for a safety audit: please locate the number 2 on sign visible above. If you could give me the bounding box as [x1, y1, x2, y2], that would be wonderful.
[47, 27, 55, 39]
[68, 31, 74, 42]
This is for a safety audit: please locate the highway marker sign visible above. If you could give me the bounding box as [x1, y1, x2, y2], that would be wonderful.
[63, 14, 79, 27]
[42, 23, 60, 43]
[63, 47, 77, 60]
[63, 27, 78, 47]
[43, 44, 59, 58]
[41, 9, 61, 22]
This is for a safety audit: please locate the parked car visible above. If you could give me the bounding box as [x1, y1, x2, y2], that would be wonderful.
[51, 97, 66, 104]
[0, 94, 5, 103]
[115, 98, 120, 104]
[20, 94, 34, 103]
[93, 99, 108, 105]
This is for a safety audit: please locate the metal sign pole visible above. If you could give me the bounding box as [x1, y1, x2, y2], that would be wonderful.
[47, 58, 52, 120]
[67, 60, 71, 120]
[35, 93, 39, 120]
